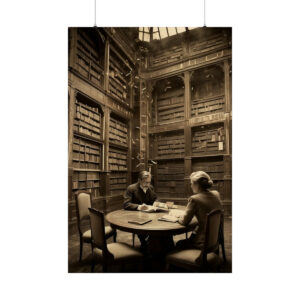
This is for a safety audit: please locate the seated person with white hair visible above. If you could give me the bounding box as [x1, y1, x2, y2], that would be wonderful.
[176, 171, 222, 249]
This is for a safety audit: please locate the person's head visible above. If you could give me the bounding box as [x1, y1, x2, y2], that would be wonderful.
[138, 171, 152, 189]
[190, 171, 213, 194]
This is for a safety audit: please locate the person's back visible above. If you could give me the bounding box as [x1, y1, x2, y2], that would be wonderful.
[177, 171, 222, 249]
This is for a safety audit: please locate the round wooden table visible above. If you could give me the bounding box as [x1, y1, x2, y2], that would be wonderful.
[106, 206, 198, 236]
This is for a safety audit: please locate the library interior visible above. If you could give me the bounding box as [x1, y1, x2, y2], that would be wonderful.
[68, 27, 232, 273]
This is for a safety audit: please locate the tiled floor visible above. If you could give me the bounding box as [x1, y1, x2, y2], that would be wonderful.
[68, 217, 232, 273]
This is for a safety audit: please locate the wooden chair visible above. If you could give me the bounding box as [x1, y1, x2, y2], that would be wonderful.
[75, 191, 116, 261]
[165, 209, 226, 272]
[88, 208, 143, 272]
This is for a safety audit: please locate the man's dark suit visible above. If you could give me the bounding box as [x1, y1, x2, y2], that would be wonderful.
[123, 182, 157, 210]
[123, 182, 158, 253]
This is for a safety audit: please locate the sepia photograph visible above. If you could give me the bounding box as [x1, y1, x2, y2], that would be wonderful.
[2, 0, 300, 298]
[68, 26, 232, 273]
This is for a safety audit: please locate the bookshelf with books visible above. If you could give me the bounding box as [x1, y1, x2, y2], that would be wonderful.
[189, 30, 229, 57]
[109, 114, 128, 148]
[192, 123, 226, 155]
[152, 76, 185, 124]
[109, 172, 128, 196]
[75, 28, 105, 88]
[73, 94, 103, 141]
[109, 146, 128, 196]
[155, 130, 185, 159]
[191, 65, 225, 118]
[108, 42, 132, 105]
[71, 92, 104, 206]
[156, 160, 185, 199]
[150, 44, 183, 68]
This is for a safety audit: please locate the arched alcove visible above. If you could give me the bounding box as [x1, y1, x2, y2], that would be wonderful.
[190, 65, 224, 117]
[151, 75, 185, 124]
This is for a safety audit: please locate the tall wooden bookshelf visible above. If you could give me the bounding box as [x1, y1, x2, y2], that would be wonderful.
[145, 28, 232, 215]
[68, 27, 135, 229]
[75, 28, 105, 88]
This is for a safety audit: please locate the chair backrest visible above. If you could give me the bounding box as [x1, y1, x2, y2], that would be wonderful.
[203, 209, 223, 253]
[88, 208, 108, 251]
[75, 191, 92, 234]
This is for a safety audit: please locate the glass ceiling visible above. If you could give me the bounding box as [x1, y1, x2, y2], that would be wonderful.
[139, 27, 198, 42]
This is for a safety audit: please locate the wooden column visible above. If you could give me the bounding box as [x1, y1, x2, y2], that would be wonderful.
[139, 80, 148, 171]
[184, 71, 192, 198]
[69, 28, 78, 70]
[104, 38, 110, 91]
[224, 59, 231, 113]
[102, 105, 111, 200]
[127, 118, 133, 185]
[223, 59, 232, 216]
[68, 87, 76, 168]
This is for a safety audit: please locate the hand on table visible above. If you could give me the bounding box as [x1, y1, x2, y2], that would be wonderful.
[137, 204, 156, 212]
[137, 204, 150, 211]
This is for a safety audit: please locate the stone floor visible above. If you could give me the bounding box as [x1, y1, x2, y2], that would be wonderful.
[68, 217, 232, 273]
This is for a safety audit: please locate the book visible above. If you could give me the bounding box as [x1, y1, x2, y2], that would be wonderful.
[140, 205, 169, 213]
[128, 217, 152, 225]
[158, 215, 178, 223]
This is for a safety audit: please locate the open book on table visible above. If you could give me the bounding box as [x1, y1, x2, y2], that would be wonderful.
[141, 205, 169, 213]
[158, 209, 186, 223]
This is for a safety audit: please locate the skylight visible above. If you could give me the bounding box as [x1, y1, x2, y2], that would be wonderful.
[138, 27, 199, 42]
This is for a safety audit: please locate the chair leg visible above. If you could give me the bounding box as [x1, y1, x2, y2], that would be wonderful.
[91, 260, 95, 272]
[221, 238, 227, 263]
[79, 237, 83, 262]
[132, 233, 135, 247]
[113, 231, 117, 242]
[165, 263, 171, 272]
[102, 263, 108, 273]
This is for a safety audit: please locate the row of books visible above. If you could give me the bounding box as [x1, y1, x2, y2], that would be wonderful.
[151, 45, 183, 67]
[109, 82, 128, 102]
[76, 53, 103, 87]
[192, 126, 225, 153]
[109, 147, 127, 171]
[73, 144, 99, 155]
[158, 96, 184, 107]
[110, 117, 128, 133]
[156, 133, 185, 156]
[192, 161, 224, 180]
[109, 133, 127, 146]
[72, 181, 100, 189]
[75, 102, 101, 118]
[110, 165, 127, 171]
[110, 172, 127, 194]
[109, 150, 127, 160]
[73, 152, 101, 163]
[75, 110, 101, 128]
[108, 158, 126, 165]
[77, 29, 101, 62]
[191, 96, 225, 117]
[72, 171, 100, 181]
[190, 33, 225, 55]
[156, 160, 185, 197]
[74, 120, 101, 135]
[74, 125, 101, 140]
[73, 161, 101, 170]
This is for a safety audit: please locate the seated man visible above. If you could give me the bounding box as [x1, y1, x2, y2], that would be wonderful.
[123, 170, 157, 211]
[123, 170, 157, 252]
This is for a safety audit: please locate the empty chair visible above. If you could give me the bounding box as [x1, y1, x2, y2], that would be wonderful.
[75, 191, 116, 261]
[166, 209, 226, 272]
[88, 208, 143, 272]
